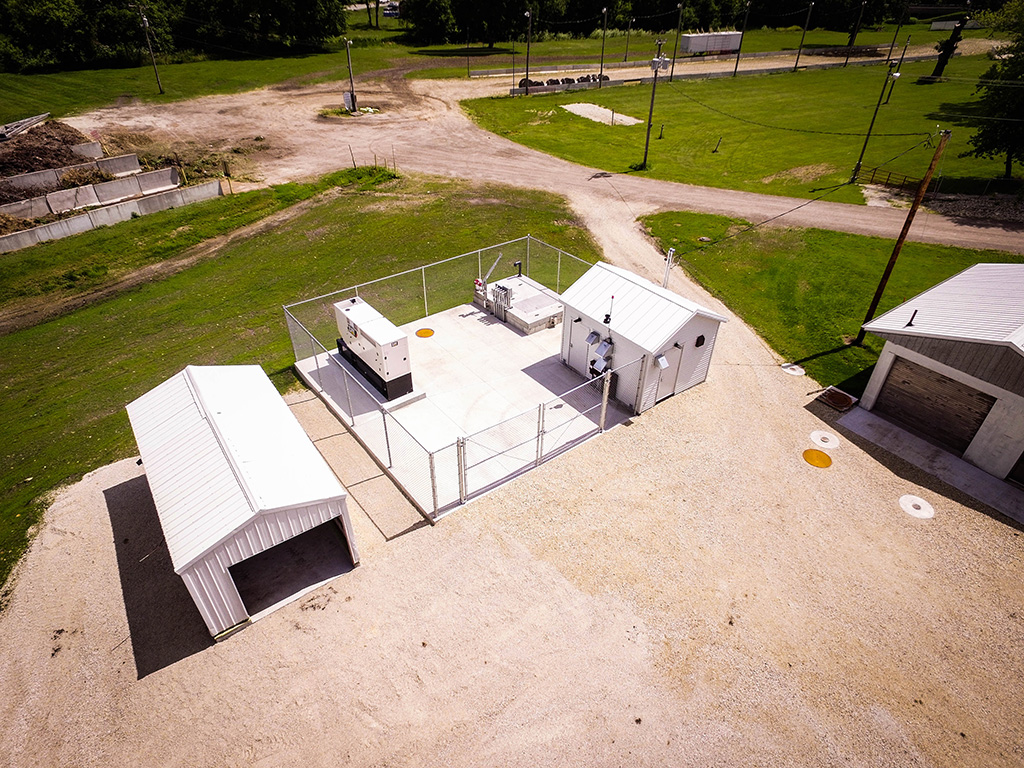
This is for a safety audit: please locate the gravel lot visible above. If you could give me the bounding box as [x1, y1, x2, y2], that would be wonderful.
[1, 45, 1022, 767]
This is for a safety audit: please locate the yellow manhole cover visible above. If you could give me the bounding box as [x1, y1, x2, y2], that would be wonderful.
[803, 448, 832, 468]
[416, 328, 434, 338]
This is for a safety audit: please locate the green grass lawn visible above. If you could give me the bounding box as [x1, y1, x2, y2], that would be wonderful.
[463, 54, 1015, 204]
[0, 170, 599, 593]
[643, 210, 1024, 391]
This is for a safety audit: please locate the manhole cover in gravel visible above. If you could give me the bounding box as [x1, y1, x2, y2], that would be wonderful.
[900, 495, 934, 519]
[781, 363, 806, 376]
[416, 328, 434, 338]
[810, 430, 839, 449]
[803, 448, 832, 468]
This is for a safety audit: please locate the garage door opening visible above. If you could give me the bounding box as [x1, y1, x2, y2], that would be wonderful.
[229, 520, 356, 620]
[874, 357, 996, 456]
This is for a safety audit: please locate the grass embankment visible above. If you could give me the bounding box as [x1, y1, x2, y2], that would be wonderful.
[0, 169, 599, 592]
[463, 55, 1014, 203]
[644, 211, 1024, 389]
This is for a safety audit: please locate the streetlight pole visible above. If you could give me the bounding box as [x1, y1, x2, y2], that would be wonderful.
[641, 40, 667, 170]
[794, 2, 814, 72]
[854, 130, 952, 346]
[599, 7, 608, 87]
[524, 10, 532, 96]
[131, 4, 164, 94]
[851, 60, 899, 183]
[733, 1, 751, 77]
[670, 4, 683, 82]
[844, 1, 867, 67]
[345, 38, 357, 111]
[624, 17, 634, 62]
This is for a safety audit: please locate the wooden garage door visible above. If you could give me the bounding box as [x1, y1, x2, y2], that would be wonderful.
[874, 356, 996, 455]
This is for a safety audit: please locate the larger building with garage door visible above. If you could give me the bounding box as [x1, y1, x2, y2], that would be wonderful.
[860, 264, 1024, 487]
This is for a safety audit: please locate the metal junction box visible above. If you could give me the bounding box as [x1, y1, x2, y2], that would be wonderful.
[333, 297, 413, 400]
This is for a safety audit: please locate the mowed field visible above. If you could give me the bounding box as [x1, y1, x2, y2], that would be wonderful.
[463, 55, 1016, 203]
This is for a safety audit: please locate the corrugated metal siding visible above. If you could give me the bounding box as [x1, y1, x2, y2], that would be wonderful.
[221, 502, 341, 567]
[864, 263, 1024, 351]
[677, 317, 721, 393]
[127, 372, 251, 573]
[872, 332, 1024, 397]
[181, 560, 247, 636]
[560, 263, 726, 353]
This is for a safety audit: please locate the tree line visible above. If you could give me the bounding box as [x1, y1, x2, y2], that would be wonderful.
[399, 1, 1003, 46]
[0, 0, 349, 73]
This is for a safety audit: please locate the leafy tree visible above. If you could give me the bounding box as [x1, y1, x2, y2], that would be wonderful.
[964, 0, 1024, 178]
[401, 0, 459, 43]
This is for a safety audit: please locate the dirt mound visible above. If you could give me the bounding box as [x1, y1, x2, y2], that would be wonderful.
[0, 121, 91, 178]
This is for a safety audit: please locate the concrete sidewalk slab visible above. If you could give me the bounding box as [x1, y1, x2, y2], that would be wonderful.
[838, 406, 1024, 524]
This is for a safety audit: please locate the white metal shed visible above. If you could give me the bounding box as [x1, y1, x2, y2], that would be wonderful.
[560, 262, 727, 414]
[860, 264, 1024, 485]
[126, 365, 359, 638]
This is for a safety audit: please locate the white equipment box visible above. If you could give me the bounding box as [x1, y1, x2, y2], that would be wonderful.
[333, 297, 413, 400]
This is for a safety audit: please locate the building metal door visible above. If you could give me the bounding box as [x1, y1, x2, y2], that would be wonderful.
[873, 356, 996, 455]
[567, 321, 589, 375]
[655, 345, 683, 402]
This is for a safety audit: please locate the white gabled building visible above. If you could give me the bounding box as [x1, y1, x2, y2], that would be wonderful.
[559, 262, 727, 414]
[126, 365, 359, 638]
[861, 263, 1024, 486]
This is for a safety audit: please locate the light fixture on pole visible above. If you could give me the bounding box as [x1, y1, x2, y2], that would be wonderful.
[599, 7, 608, 87]
[670, 4, 683, 82]
[851, 60, 900, 183]
[733, 1, 751, 77]
[885, 35, 910, 105]
[524, 10, 532, 96]
[344, 38, 357, 112]
[131, 3, 164, 94]
[794, 2, 814, 72]
[641, 40, 668, 170]
[624, 17, 634, 62]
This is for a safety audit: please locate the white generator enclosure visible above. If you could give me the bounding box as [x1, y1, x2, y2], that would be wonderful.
[560, 263, 727, 414]
[679, 31, 742, 54]
[334, 297, 413, 400]
[126, 365, 359, 638]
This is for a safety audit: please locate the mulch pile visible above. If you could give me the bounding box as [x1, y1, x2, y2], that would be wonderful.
[0, 121, 91, 178]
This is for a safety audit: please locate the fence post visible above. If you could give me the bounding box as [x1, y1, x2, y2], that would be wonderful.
[422, 266, 429, 317]
[457, 437, 467, 503]
[556, 250, 562, 293]
[600, 368, 612, 431]
[311, 334, 323, 390]
[478, 249, 482, 278]
[382, 410, 393, 468]
[341, 365, 355, 426]
[526, 235, 531, 277]
[429, 450, 439, 517]
[535, 403, 545, 465]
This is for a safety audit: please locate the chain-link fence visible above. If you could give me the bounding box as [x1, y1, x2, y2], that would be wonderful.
[283, 235, 627, 522]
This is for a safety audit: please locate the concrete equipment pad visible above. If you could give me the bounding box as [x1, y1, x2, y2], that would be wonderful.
[839, 406, 1024, 524]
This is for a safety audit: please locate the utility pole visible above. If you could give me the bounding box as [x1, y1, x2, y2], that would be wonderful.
[599, 7, 608, 87]
[794, 2, 814, 72]
[345, 38, 357, 111]
[851, 60, 899, 183]
[733, 1, 751, 77]
[854, 130, 951, 346]
[131, 4, 163, 94]
[843, 1, 867, 67]
[641, 40, 667, 170]
[670, 4, 684, 82]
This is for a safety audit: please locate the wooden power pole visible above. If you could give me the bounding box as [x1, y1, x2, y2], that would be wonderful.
[854, 130, 951, 346]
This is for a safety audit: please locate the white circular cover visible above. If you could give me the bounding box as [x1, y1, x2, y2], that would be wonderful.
[900, 495, 935, 519]
[810, 431, 839, 450]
